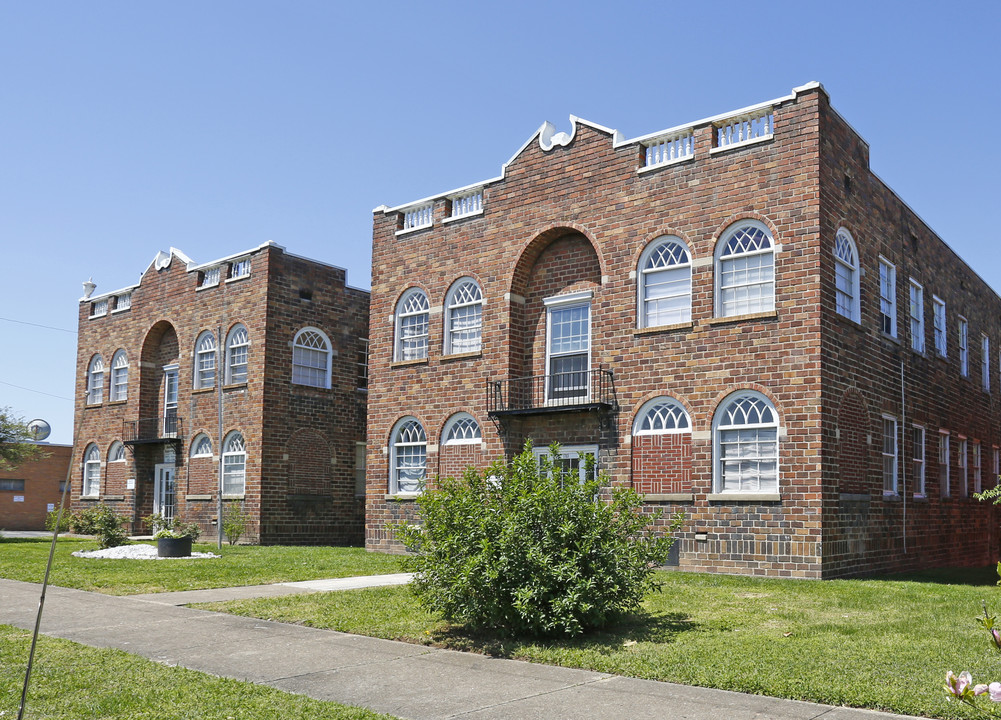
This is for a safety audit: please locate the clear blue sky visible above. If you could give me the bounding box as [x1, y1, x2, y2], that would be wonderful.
[1, 0, 998, 445]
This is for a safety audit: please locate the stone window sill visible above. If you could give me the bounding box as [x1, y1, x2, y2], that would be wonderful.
[391, 358, 428, 369]
[441, 351, 482, 362]
[384, 493, 420, 501]
[706, 493, 781, 502]
[186, 494, 213, 501]
[705, 311, 777, 327]
[643, 493, 694, 502]
[634, 322, 694, 336]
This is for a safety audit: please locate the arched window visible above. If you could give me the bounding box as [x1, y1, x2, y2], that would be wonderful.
[713, 391, 779, 494]
[87, 355, 105, 404]
[395, 289, 429, 361]
[292, 327, 332, 388]
[82, 444, 101, 496]
[108, 441, 126, 463]
[444, 279, 483, 355]
[390, 418, 426, 493]
[225, 325, 250, 384]
[442, 412, 481, 445]
[633, 397, 690, 435]
[222, 432, 246, 495]
[834, 228, 860, 322]
[638, 237, 692, 327]
[715, 221, 775, 317]
[190, 434, 213, 458]
[194, 331, 217, 389]
[110, 350, 129, 402]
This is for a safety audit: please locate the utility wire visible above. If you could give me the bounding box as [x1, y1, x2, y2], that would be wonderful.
[0, 316, 77, 335]
[0, 380, 74, 402]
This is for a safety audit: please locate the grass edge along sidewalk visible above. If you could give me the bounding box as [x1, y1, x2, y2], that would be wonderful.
[197, 567, 1001, 720]
[0, 624, 397, 720]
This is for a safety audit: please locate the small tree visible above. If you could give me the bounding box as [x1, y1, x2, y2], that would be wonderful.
[0, 407, 42, 470]
[397, 442, 683, 637]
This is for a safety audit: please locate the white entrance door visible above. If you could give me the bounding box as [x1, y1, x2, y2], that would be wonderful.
[153, 463, 176, 525]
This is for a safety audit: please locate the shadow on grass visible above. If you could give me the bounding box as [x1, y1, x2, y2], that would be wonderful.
[427, 610, 698, 657]
[870, 564, 998, 586]
[0, 537, 56, 544]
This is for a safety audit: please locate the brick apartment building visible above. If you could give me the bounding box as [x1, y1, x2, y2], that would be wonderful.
[0, 443, 72, 531]
[71, 241, 370, 544]
[366, 82, 1001, 578]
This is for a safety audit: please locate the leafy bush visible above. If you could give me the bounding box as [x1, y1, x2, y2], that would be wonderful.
[144, 513, 201, 541]
[397, 442, 683, 637]
[45, 509, 71, 533]
[72, 504, 129, 549]
[223, 503, 248, 545]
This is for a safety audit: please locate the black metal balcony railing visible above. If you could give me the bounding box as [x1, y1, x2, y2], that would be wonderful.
[123, 416, 183, 445]
[487, 368, 616, 416]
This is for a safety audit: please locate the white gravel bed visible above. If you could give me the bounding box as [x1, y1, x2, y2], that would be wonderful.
[71, 543, 220, 560]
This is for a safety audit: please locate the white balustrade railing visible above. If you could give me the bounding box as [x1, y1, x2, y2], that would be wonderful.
[715, 110, 774, 149]
[115, 292, 132, 311]
[643, 132, 695, 168]
[450, 190, 483, 218]
[402, 203, 434, 231]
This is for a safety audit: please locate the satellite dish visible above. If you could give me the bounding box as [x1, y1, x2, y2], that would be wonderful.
[27, 419, 51, 442]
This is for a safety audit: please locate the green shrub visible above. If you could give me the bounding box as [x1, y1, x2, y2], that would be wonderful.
[72, 504, 129, 549]
[45, 508, 71, 533]
[397, 442, 683, 637]
[223, 503, 248, 545]
[143, 512, 201, 541]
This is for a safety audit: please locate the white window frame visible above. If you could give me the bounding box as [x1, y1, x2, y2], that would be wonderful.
[544, 291, 593, 404]
[442, 412, 482, 445]
[443, 278, 483, 355]
[882, 415, 898, 495]
[974, 440, 982, 493]
[292, 327, 333, 389]
[958, 436, 968, 497]
[108, 441, 126, 463]
[225, 324, 250, 385]
[959, 317, 969, 377]
[909, 279, 924, 353]
[633, 397, 691, 435]
[222, 431, 246, 496]
[82, 444, 101, 497]
[715, 220, 776, 318]
[194, 331, 217, 389]
[200, 266, 221, 288]
[87, 355, 105, 405]
[933, 296, 947, 356]
[389, 417, 426, 495]
[638, 236, 692, 328]
[229, 257, 251, 280]
[878, 257, 896, 338]
[911, 425, 925, 497]
[90, 299, 108, 318]
[712, 391, 780, 494]
[394, 289, 430, 362]
[110, 350, 129, 402]
[939, 430, 950, 498]
[983, 334, 991, 392]
[533, 444, 599, 485]
[190, 434, 213, 458]
[833, 228, 860, 323]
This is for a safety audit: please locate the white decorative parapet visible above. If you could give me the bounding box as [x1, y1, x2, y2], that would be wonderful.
[450, 189, 483, 219]
[642, 131, 695, 169]
[714, 109, 774, 150]
[401, 203, 434, 232]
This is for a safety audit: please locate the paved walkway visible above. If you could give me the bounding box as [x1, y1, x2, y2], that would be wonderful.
[1, 577, 928, 720]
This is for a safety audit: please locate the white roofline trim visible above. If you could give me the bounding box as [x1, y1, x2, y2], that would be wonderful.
[377, 83, 826, 215]
[184, 240, 283, 272]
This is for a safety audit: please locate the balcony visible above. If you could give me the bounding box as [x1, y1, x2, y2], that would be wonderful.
[122, 416, 184, 446]
[487, 368, 616, 417]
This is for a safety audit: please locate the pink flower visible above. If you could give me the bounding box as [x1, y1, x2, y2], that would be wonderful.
[989, 682, 1001, 702]
[946, 671, 973, 699]
[975, 684, 989, 695]
[992, 628, 1001, 649]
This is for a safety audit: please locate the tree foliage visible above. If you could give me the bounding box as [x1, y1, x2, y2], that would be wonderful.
[0, 406, 41, 470]
[397, 442, 683, 637]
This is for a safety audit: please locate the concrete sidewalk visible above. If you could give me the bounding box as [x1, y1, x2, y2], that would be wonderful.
[1, 578, 927, 720]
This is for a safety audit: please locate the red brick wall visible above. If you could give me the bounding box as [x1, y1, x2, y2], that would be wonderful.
[0, 445, 71, 531]
[70, 244, 368, 544]
[632, 434, 692, 495]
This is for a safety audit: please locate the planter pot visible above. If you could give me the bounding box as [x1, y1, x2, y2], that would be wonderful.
[157, 536, 192, 558]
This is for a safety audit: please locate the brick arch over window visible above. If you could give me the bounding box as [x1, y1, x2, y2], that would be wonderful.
[510, 229, 603, 380]
[836, 388, 871, 494]
[139, 321, 179, 422]
[286, 428, 332, 495]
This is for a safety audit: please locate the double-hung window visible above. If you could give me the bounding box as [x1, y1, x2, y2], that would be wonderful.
[933, 296, 947, 356]
[983, 335, 991, 391]
[974, 441, 983, 493]
[879, 258, 896, 337]
[909, 280, 924, 352]
[639, 236, 692, 327]
[939, 431, 951, 497]
[444, 279, 483, 355]
[87, 355, 105, 405]
[716, 222, 775, 317]
[544, 292, 592, 403]
[882, 415, 898, 495]
[194, 331, 217, 389]
[959, 317, 969, 377]
[958, 436, 969, 497]
[395, 289, 430, 362]
[226, 325, 250, 384]
[912, 425, 925, 497]
[110, 350, 129, 401]
[713, 392, 779, 494]
[834, 229, 860, 322]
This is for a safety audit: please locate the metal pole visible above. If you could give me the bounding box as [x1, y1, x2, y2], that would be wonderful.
[217, 324, 223, 550]
[19, 429, 77, 720]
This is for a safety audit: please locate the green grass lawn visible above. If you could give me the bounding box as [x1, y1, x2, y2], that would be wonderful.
[0, 624, 398, 720]
[198, 568, 1001, 720]
[0, 537, 405, 595]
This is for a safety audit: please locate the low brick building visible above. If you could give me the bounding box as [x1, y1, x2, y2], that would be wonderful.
[0, 444, 72, 531]
[366, 82, 1000, 577]
[70, 242, 370, 544]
